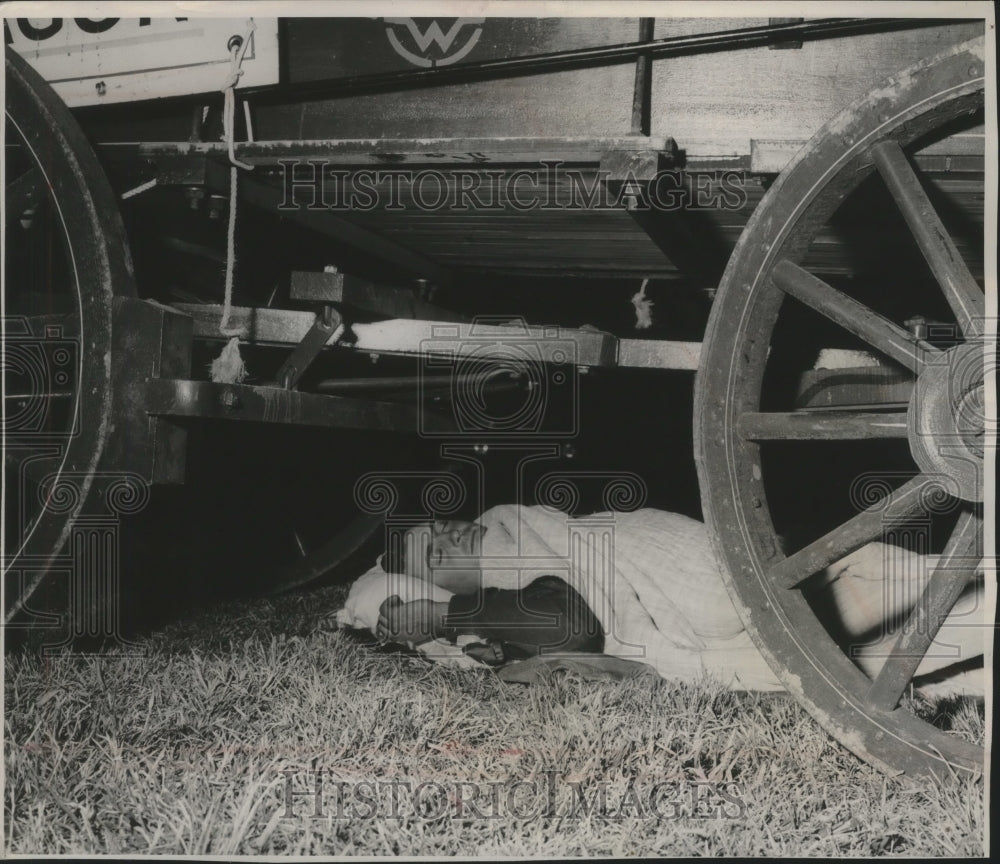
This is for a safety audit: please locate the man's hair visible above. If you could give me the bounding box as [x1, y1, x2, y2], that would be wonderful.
[381, 524, 432, 577]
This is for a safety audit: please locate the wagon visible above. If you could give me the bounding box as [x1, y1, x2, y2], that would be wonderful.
[3, 13, 990, 781]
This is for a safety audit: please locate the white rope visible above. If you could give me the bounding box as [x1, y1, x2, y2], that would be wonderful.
[217, 19, 255, 340]
[211, 19, 256, 382]
[219, 164, 242, 337]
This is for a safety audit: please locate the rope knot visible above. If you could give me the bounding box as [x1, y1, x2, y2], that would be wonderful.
[220, 66, 244, 94]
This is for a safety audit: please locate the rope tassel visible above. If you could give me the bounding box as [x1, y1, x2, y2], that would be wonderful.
[631, 278, 654, 330]
[209, 335, 248, 384]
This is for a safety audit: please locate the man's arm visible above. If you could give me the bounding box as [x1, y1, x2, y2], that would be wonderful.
[442, 575, 604, 657]
[377, 576, 604, 659]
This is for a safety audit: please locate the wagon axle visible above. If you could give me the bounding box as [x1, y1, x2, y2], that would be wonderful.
[907, 342, 985, 502]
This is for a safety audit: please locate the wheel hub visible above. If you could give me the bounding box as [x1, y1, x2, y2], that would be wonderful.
[907, 342, 984, 502]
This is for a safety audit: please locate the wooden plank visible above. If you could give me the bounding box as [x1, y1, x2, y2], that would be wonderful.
[617, 339, 700, 370]
[650, 19, 982, 162]
[145, 379, 456, 435]
[233, 173, 452, 286]
[173, 304, 618, 367]
[340, 279, 468, 322]
[266, 18, 639, 140]
[290, 271, 468, 322]
[751, 134, 985, 174]
[138, 136, 676, 166]
[240, 18, 981, 152]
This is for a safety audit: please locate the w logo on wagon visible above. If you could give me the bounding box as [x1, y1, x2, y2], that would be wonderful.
[384, 18, 485, 68]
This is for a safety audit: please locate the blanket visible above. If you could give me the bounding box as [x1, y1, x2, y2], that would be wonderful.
[472, 505, 783, 689]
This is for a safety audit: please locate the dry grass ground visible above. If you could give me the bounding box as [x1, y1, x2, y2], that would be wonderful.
[4, 585, 986, 857]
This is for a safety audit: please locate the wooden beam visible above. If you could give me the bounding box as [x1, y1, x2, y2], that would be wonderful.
[233, 173, 452, 287]
[173, 304, 618, 367]
[290, 271, 468, 322]
[617, 339, 700, 371]
[178, 304, 708, 372]
[600, 149, 728, 282]
[145, 379, 456, 435]
[136, 136, 678, 167]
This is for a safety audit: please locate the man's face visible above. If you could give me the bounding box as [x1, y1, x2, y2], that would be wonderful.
[408, 519, 486, 593]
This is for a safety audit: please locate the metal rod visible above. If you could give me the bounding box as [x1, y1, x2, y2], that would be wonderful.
[274, 306, 343, 390]
[247, 18, 958, 103]
[315, 372, 524, 393]
[630, 18, 655, 136]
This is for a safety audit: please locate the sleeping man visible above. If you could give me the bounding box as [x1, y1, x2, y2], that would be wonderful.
[338, 504, 984, 694]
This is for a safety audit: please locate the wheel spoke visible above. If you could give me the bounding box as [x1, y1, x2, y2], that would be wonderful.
[739, 410, 908, 440]
[865, 510, 981, 710]
[770, 474, 943, 589]
[771, 260, 938, 374]
[871, 140, 984, 338]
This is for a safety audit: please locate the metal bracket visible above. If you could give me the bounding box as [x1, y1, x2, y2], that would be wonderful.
[274, 304, 343, 390]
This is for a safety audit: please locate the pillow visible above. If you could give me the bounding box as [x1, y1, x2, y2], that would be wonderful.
[335, 563, 454, 636]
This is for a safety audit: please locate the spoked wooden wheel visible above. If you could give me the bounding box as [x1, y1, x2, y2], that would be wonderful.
[695, 38, 986, 779]
[3, 52, 135, 626]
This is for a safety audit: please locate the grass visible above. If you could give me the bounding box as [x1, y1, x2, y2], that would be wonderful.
[4, 584, 986, 857]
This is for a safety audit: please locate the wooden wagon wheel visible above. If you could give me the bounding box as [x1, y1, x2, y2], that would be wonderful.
[3, 51, 136, 625]
[694, 37, 986, 779]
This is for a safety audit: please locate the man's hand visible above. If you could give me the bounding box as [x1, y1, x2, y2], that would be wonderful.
[376, 597, 449, 648]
